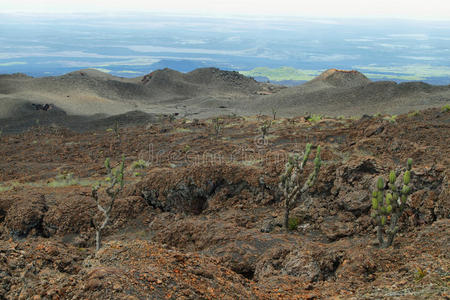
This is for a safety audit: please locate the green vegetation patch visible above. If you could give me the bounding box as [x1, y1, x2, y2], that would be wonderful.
[132, 159, 150, 169]
[307, 114, 323, 123]
[354, 64, 450, 81]
[288, 217, 300, 231]
[239, 67, 320, 81]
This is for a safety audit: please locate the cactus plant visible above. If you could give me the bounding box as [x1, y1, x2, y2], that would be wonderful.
[271, 107, 277, 120]
[91, 155, 125, 251]
[260, 120, 272, 139]
[371, 158, 413, 248]
[212, 117, 222, 136]
[279, 143, 321, 232]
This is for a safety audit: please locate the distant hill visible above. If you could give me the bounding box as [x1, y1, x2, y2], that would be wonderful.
[247, 69, 450, 116]
[0, 67, 449, 130]
[0, 67, 275, 119]
[307, 68, 371, 88]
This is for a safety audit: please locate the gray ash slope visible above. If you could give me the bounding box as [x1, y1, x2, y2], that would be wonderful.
[243, 68, 450, 116]
[0, 67, 449, 132]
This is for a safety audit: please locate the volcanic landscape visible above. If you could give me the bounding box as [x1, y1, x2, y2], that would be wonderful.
[0, 68, 449, 299]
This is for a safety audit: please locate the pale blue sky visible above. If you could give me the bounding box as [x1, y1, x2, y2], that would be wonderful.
[2, 0, 450, 20]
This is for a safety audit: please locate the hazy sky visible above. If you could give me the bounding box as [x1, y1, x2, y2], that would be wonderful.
[2, 0, 450, 20]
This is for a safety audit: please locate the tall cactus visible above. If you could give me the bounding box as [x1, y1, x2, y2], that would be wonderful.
[371, 158, 413, 248]
[91, 155, 125, 251]
[279, 144, 321, 232]
[260, 120, 272, 139]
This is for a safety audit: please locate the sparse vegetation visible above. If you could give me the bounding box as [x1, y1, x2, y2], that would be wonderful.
[113, 121, 120, 137]
[48, 172, 79, 187]
[212, 117, 222, 136]
[256, 111, 263, 121]
[271, 107, 277, 120]
[260, 120, 272, 139]
[106, 121, 120, 137]
[307, 114, 323, 123]
[91, 156, 125, 251]
[172, 127, 192, 133]
[442, 104, 450, 112]
[279, 143, 321, 232]
[371, 158, 413, 248]
[0, 105, 448, 298]
[288, 217, 300, 231]
[383, 115, 397, 123]
[408, 110, 420, 118]
[414, 266, 428, 282]
[131, 159, 149, 170]
[183, 144, 191, 153]
[168, 113, 177, 123]
[287, 118, 296, 125]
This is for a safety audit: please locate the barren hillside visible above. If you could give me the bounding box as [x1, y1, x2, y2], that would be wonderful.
[1, 68, 449, 128]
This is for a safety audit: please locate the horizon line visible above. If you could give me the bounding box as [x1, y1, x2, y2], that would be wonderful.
[2, 10, 450, 22]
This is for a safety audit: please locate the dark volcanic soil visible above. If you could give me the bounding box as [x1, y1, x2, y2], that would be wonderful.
[0, 107, 449, 299]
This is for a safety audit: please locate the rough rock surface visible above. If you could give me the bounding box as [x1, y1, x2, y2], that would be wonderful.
[0, 107, 449, 299]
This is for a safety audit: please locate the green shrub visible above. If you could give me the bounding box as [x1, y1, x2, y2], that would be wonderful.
[48, 172, 78, 187]
[132, 159, 149, 169]
[383, 115, 397, 123]
[307, 114, 323, 123]
[442, 104, 450, 112]
[414, 267, 427, 281]
[288, 217, 300, 231]
[183, 144, 191, 153]
[407, 111, 419, 118]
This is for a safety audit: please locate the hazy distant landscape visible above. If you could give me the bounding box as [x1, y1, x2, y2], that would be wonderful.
[1, 12, 450, 84]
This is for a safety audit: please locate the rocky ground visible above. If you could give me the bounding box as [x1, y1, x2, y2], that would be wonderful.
[0, 107, 449, 299]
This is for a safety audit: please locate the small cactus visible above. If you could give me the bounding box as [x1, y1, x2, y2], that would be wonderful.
[212, 117, 222, 136]
[371, 159, 413, 248]
[271, 107, 277, 120]
[279, 144, 321, 232]
[91, 155, 125, 251]
[260, 120, 272, 139]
